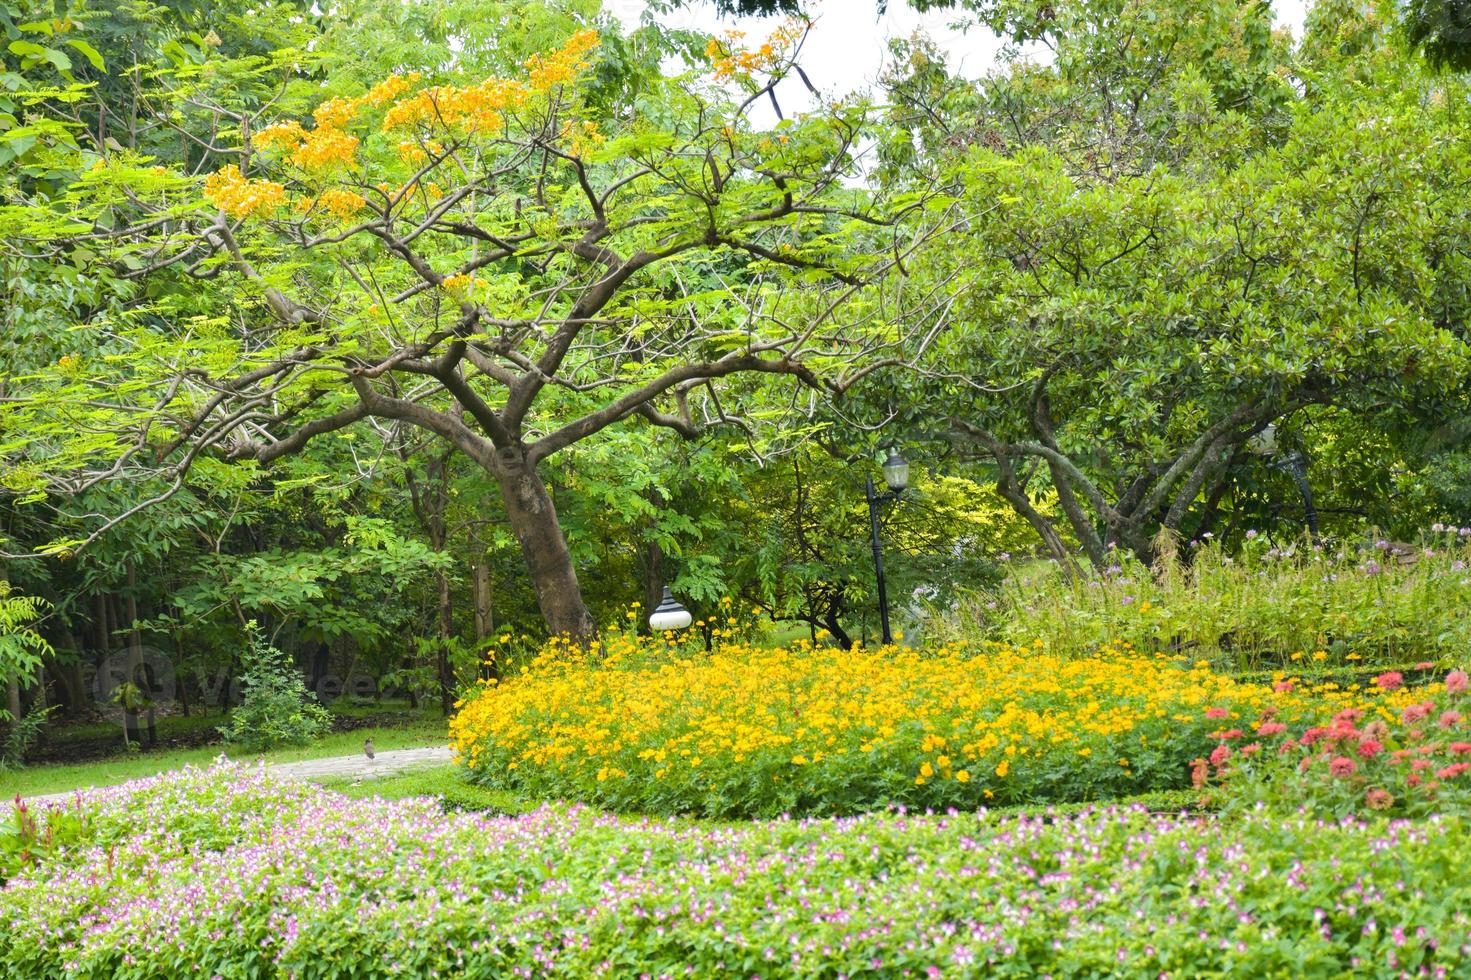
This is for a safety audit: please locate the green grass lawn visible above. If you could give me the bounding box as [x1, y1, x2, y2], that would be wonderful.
[316, 764, 531, 814]
[3, 714, 447, 800]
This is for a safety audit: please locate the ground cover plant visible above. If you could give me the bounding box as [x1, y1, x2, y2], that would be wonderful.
[3, 762, 1470, 978]
[450, 629, 1432, 817]
[943, 532, 1471, 670]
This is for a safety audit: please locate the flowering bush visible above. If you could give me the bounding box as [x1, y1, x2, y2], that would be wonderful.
[450, 635, 1427, 817]
[1200, 668, 1471, 819]
[3, 764, 1469, 978]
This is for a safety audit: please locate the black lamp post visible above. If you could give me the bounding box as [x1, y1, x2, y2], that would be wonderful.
[1248, 424, 1319, 538]
[866, 449, 910, 645]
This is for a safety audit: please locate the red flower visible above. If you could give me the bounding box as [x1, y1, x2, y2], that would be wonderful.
[1205, 707, 1230, 720]
[1356, 739, 1384, 759]
[1448, 670, 1469, 695]
[1435, 763, 1470, 780]
[1257, 721, 1287, 737]
[1329, 756, 1358, 777]
[1239, 742, 1262, 756]
[1300, 727, 1330, 746]
[1214, 728, 1244, 741]
[1449, 742, 1471, 755]
[1191, 758, 1209, 789]
[1209, 744, 1232, 767]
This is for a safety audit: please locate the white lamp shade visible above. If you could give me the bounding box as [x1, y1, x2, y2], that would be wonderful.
[649, 607, 693, 631]
[648, 587, 692, 631]
[1247, 424, 1278, 457]
[881, 450, 910, 491]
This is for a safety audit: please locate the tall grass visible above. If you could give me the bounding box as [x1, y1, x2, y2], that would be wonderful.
[937, 529, 1471, 672]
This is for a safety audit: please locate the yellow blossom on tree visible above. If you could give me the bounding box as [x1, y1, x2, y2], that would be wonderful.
[202, 165, 285, 219]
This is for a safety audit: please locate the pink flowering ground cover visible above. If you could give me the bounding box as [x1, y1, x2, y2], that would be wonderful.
[1199, 669, 1471, 818]
[3, 762, 1470, 978]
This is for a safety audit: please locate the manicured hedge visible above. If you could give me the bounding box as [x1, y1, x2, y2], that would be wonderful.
[3, 763, 1469, 978]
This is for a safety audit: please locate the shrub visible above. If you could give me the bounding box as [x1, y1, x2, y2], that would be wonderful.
[2, 763, 1468, 979]
[940, 531, 1471, 670]
[450, 636, 1430, 817]
[217, 626, 332, 751]
[1202, 667, 1471, 819]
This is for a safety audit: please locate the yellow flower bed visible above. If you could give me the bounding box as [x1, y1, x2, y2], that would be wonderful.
[450, 634, 1426, 817]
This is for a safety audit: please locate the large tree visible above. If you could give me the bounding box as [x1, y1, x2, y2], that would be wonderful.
[870, 0, 1471, 566]
[1, 18, 941, 638]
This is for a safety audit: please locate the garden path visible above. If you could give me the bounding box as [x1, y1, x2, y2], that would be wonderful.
[22, 745, 453, 806]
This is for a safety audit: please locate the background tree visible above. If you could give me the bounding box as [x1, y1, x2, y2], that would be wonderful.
[868, 0, 1471, 567]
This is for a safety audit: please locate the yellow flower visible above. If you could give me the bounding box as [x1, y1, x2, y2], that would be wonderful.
[955, 770, 971, 783]
[994, 759, 1009, 778]
[202, 165, 284, 219]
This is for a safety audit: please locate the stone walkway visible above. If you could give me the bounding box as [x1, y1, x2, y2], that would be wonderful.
[22, 745, 453, 806]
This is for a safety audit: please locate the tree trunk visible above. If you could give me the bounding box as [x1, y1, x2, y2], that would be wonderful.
[492, 448, 596, 641]
[436, 570, 454, 715]
[472, 556, 495, 680]
[639, 539, 664, 635]
[4, 678, 18, 726]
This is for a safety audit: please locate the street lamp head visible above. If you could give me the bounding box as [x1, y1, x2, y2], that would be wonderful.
[881, 449, 910, 492]
[1247, 423, 1278, 458]
[648, 586, 693, 631]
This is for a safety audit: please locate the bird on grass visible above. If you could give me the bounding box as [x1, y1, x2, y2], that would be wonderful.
[363, 738, 375, 761]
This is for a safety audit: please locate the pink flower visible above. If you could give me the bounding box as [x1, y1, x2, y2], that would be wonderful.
[1214, 728, 1244, 741]
[1257, 721, 1288, 737]
[1449, 742, 1471, 755]
[1300, 727, 1330, 746]
[1435, 763, 1470, 780]
[1357, 739, 1384, 759]
[1329, 756, 1358, 777]
[1447, 670, 1469, 695]
[1209, 744, 1232, 767]
[1364, 720, 1390, 741]
[1411, 759, 1433, 772]
[1205, 707, 1230, 720]
[1375, 672, 1404, 691]
[1439, 711, 1462, 729]
[1365, 787, 1394, 810]
[1334, 708, 1364, 726]
[1402, 702, 1435, 725]
[1273, 681, 1295, 693]
[1416, 662, 1435, 670]
[1239, 742, 1262, 756]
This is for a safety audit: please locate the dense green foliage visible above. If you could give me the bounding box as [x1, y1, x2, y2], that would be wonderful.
[1, 0, 1470, 858]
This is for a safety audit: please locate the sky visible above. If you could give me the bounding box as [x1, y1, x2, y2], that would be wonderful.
[608, 0, 1311, 126]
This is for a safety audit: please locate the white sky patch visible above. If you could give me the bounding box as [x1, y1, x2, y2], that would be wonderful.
[609, 0, 1310, 128]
